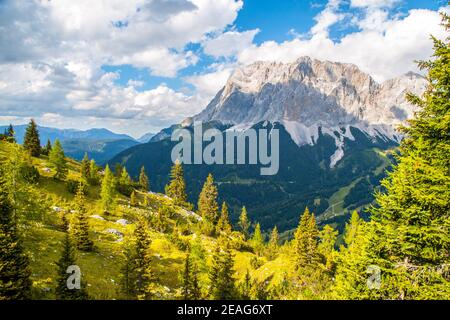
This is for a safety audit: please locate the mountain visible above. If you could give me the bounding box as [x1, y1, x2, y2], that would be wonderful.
[137, 132, 156, 143]
[194, 57, 425, 167]
[0, 125, 138, 163]
[61, 139, 140, 164]
[109, 57, 426, 232]
[0, 125, 135, 144]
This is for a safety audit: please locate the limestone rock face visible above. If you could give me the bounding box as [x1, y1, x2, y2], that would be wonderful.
[193, 56, 426, 166]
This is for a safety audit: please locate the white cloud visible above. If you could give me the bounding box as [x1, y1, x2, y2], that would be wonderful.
[0, 0, 243, 133]
[311, 0, 345, 38]
[203, 29, 260, 57]
[237, 7, 448, 82]
[186, 67, 234, 97]
[350, 0, 399, 8]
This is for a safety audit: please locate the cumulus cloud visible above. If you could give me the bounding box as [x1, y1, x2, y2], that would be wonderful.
[236, 6, 448, 82]
[0, 0, 243, 135]
[203, 29, 260, 57]
[350, 0, 399, 8]
[0, 0, 448, 136]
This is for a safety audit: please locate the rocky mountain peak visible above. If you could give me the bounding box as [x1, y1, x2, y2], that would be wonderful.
[192, 56, 426, 167]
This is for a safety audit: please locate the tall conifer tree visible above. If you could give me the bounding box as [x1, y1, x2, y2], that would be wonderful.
[71, 182, 93, 251]
[0, 171, 32, 300]
[49, 139, 68, 179]
[55, 233, 88, 300]
[23, 119, 41, 157]
[165, 161, 188, 207]
[139, 166, 149, 191]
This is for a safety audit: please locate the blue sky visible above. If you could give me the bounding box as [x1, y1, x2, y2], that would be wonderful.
[0, 0, 448, 138]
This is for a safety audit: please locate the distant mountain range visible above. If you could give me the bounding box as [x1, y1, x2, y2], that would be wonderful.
[0, 124, 139, 163]
[108, 56, 426, 233]
[137, 132, 156, 143]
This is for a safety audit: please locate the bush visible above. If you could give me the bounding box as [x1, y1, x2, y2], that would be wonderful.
[66, 179, 87, 194]
[20, 164, 40, 184]
[116, 182, 133, 197]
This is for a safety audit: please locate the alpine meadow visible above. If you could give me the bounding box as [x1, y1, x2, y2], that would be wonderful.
[0, 0, 449, 305]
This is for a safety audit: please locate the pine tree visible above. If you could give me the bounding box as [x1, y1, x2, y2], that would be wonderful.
[120, 167, 131, 185]
[238, 207, 250, 240]
[198, 174, 219, 227]
[267, 226, 279, 260]
[318, 225, 338, 272]
[0, 171, 32, 300]
[100, 165, 116, 213]
[209, 236, 236, 300]
[60, 212, 69, 232]
[42, 139, 52, 156]
[139, 166, 149, 191]
[88, 159, 99, 185]
[180, 251, 201, 300]
[23, 119, 41, 157]
[130, 190, 137, 207]
[55, 233, 88, 300]
[114, 163, 123, 178]
[80, 153, 90, 180]
[216, 202, 232, 234]
[348, 15, 450, 299]
[343, 211, 363, 247]
[130, 219, 156, 299]
[239, 269, 252, 299]
[293, 208, 319, 269]
[165, 161, 189, 207]
[4, 124, 15, 143]
[332, 215, 372, 299]
[48, 139, 68, 180]
[119, 246, 136, 299]
[251, 223, 265, 256]
[71, 182, 94, 251]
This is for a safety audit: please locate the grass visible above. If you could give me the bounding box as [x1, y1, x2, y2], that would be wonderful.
[1, 141, 293, 300]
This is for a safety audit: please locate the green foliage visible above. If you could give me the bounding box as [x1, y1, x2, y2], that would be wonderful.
[293, 208, 319, 269]
[66, 179, 87, 195]
[251, 223, 265, 256]
[41, 139, 52, 156]
[1, 124, 16, 143]
[55, 233, 89, 300]
[353, 15, 450, 299]
[117, 167, 133, 196]
[130, 190, 137, 206]
[0, 170, 32, 300]
[87, 159, 100, 185]
[198, 174, 219, 229]
[238, 207, 250, 240]
[49, 139, 68, 180]
[139, 166, 149, 191]
[80, 153, 90, 180]
[267, 226, 279, 260]
[209, 236, 237, 300]
[23, 119, 41, 157]
[71, 182, 94, 252]
[100, 165, 116, 212]
[165, 161, 189, 208]
[20, 163, 40, 184]
[216, 202, 232, 235]
[120, 219, 156, 300]
[180, 251, 201, 300]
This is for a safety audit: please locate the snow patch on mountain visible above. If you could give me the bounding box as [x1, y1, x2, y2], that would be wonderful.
[192, 57, 426, 167]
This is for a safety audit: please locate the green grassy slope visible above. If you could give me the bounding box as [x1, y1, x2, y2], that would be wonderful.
[1, 141, 295, 300]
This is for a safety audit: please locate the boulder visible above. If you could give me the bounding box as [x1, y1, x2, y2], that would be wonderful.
[116, 219, 130, 226]
[105, 228, 124, 237]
